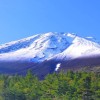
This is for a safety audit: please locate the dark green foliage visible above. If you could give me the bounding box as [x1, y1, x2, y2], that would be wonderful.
[0, 70, 99, 100]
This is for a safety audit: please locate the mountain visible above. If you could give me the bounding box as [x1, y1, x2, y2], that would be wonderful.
[0, 32, 70, 62]
[0, 32, 100, 77]
[0, 32, 100, 61]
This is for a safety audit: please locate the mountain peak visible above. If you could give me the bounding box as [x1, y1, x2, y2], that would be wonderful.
[67, 33, 77, 38]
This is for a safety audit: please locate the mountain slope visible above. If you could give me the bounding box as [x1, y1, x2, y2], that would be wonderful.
[54, 35, 100, 60]
[0, 32, 70, 61]
[0, 32, 100, 62]
[0, 32, 100, 77]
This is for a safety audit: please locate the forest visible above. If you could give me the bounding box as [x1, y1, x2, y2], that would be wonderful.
[0, 70, 99, 100]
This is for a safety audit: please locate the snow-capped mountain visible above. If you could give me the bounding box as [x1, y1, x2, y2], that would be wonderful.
[0, 32, 100, 62]
[0, 32, 100, 77]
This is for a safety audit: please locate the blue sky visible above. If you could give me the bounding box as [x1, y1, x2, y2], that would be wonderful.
[0, 0, 100, 44]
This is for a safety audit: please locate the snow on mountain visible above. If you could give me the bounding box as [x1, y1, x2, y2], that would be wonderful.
[0, 32, 69, 61]
[53, 35, 100, 60]
[0, 32, 100, 62]
[55, 63, 61, 71]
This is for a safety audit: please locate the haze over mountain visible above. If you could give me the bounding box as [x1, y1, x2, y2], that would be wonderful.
[0, 32, 100, 77]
